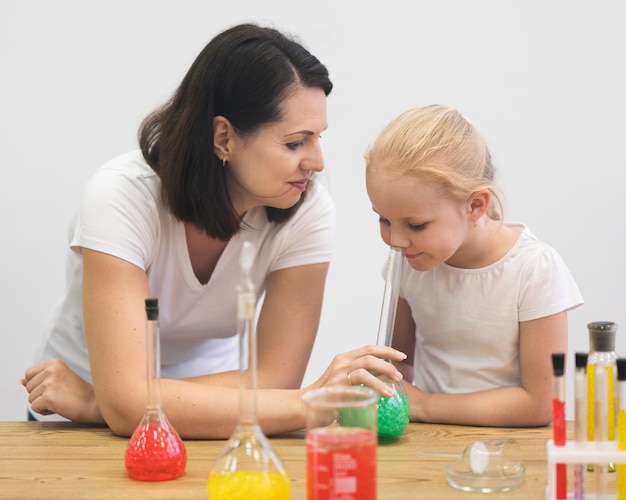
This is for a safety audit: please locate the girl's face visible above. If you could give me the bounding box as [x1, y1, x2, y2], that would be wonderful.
[225, 86, 327, 215]
[366, 168, 474, 271]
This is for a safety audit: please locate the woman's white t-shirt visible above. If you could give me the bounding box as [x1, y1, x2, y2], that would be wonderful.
[34, 150, 336, 382]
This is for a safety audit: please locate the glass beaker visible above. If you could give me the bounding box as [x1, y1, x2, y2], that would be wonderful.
[207, 242, 290, 499]
[303, 385, 378, 500]
[124, 298, 187, 481]
[375, 246, 409, 439]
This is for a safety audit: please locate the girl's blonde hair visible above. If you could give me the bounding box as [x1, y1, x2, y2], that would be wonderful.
[364, 104, 503, 220]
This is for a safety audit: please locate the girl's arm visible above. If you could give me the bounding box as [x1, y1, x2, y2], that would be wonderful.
[407, 311, 568, 427]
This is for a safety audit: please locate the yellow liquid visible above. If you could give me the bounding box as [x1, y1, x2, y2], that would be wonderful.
[609, 366, 616, 441]
[587, 363, 616, 441]
[207, 471, 291, 500]
[587, 362, 595, 440]
[618, 409, 626, 499]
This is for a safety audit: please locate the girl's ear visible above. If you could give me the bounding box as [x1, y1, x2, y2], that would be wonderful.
[213, 116, 233, 161]
[468, 189, 491, 220]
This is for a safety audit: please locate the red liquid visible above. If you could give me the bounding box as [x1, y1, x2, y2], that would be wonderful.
[306, 426, 376, 500]
[552, 398, 566, 499]
[125, 422, 187, 481]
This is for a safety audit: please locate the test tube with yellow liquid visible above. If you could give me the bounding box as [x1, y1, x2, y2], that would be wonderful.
[617, 358, 626, 499]
[586, 321, 619, 495]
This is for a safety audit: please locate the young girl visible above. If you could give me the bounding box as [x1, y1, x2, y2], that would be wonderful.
[364, 105, 583, 427]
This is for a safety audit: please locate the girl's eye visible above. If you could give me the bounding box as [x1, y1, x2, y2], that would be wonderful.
[378, 217, 390, 226]
[409, 223, 426, 231]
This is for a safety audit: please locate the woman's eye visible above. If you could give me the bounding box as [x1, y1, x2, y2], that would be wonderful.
[287, 141, 305, 150]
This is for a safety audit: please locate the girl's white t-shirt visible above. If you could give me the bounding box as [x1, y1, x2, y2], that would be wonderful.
[398, 223, 583, 393]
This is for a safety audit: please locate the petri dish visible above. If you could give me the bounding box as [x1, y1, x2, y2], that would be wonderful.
[445, 439, 525, 493]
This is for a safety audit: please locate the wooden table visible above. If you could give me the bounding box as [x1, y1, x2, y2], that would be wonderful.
[0, 421, 559, 499]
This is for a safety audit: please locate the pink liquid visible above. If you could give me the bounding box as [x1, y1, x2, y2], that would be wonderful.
[306, 426, 376, 500]
[125, 422, 187, 481]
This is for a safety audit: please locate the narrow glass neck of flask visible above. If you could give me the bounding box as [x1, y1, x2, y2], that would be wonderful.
[238, 290, 258, 423]
[145, 316, 162, 410]
[376, 246, 403, 348]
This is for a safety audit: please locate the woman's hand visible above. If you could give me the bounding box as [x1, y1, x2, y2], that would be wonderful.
[307, 344, 407, 397]
[21, 359, 105, 424]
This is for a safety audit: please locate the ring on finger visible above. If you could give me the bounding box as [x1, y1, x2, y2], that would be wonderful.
[347, 371, 353, 386]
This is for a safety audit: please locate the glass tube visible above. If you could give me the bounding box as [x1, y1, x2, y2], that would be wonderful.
[574, 352, 588, 499]
[587, 321, 618, 495]
[374, 246, 409, 439]
[552, 353, 566, 499]
[617, 358, 626, 499]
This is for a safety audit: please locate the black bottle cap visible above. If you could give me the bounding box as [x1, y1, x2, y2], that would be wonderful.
[552, 352, 565, 377]
[575, 352, 588, 370]
[588, 321, 618, 352]
[145, 297, 159, 320]
[618, 358, 626, 382]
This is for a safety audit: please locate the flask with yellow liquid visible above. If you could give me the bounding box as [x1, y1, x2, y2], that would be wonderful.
[207, 242, 290, 499]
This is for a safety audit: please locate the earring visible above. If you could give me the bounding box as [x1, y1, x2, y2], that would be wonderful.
[472, 219, 478, 228]
[222, 158, 228, 167]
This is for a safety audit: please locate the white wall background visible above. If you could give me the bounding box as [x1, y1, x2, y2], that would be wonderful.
[2, 0, 625, 421]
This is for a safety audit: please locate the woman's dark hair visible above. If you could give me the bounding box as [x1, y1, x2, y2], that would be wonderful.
[139, 23, 333, 240]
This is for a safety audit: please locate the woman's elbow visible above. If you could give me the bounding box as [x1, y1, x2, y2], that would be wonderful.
[98, 395, 145, 437]
[520, 401, 553, 427]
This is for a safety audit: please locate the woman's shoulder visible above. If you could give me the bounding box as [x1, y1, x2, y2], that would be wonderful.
[95, 150, 155, 179]
[85, 150, 160, 199]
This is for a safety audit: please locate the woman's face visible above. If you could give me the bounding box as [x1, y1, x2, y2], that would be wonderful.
[225, 86, 327, 214]
[366, 167, 473, 271]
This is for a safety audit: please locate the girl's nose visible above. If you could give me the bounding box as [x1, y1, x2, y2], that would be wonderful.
[389, 230, 410, 249]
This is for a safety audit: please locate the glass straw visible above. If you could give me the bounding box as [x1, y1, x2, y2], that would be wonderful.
[374, 246, 409, 439]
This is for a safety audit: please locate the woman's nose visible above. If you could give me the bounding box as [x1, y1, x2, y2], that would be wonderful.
[302, 143, 324, 172]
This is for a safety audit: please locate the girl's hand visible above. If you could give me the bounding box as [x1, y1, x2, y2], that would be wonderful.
[308, 344, 407, 397]
[21, 359, 105, 424]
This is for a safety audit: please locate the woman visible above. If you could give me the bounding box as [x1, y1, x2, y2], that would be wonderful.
[23, 23, 405, 438]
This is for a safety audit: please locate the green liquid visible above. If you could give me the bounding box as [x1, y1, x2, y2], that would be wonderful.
[377, 389, 409, 438]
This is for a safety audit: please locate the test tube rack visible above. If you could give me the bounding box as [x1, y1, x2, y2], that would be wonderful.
[546, 439, 626, 499]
